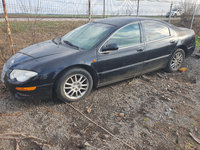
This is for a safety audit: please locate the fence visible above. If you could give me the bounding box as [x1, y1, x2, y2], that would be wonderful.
[1, 0, 198, 17]
[1, 0, 200, 23]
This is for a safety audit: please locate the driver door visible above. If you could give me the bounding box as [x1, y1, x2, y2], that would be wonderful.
[94, 22, 145, 86]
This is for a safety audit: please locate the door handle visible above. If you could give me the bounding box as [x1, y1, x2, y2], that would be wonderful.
[137, 49, 143, 52]
[170, 40, 176, 43]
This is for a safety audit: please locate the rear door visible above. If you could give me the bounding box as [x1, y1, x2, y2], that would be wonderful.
[94, 22, 145, 86]
[141, 21, 177, 72]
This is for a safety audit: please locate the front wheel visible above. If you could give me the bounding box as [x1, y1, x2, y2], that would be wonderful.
[56, 68, 93, 102]
[165, 49, 185, 72]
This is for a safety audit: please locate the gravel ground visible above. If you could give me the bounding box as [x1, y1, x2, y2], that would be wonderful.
[0, 20, 200, 150]
[0, 50, 200, 150]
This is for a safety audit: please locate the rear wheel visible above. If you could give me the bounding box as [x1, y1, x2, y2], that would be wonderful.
[165, 49, 185, 72]
[56, 68, 93, 102]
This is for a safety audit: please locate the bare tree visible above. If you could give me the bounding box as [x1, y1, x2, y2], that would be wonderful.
[180, 0, 199, 28]
[18, 0, 41, 43]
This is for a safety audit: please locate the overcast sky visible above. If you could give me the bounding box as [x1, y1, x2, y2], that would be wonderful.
[0, 0, 198, 16]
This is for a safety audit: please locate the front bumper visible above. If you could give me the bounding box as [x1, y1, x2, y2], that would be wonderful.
[10, 83, 53, 100]
[2, 68, 54, 100]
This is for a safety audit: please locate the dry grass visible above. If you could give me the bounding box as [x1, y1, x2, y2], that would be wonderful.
[0, 20, 87, 65]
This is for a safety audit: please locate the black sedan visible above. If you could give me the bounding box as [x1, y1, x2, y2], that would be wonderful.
[1, 17, 196, 102]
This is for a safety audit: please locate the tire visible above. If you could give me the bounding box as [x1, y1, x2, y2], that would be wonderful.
[56, 68, 93, 102]
[165, 49, 185, 72]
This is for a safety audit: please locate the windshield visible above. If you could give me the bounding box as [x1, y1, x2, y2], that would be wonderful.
[61, 23, 114, 50]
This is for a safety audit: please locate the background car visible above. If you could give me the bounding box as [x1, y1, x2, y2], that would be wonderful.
[166, 8, 183, 18]
[1, 17, 196, 102]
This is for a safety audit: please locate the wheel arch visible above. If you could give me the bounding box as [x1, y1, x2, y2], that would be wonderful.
[177, 45, 188, 58]
[53, 64, 98, 90]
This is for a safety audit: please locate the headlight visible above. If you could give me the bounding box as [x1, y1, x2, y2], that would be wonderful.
[10, 69, 38, 82]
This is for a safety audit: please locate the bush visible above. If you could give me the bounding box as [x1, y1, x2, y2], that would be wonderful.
[196, 36, 200, 47]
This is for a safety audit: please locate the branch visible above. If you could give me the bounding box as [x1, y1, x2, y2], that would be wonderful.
[0, 108, 31, 117]
[0, 132, 50, 147]
[189, 132, 200, 144]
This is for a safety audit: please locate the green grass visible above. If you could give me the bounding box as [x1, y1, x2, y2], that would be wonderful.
[0, 21, 80, 34]
[36, 21, 62, 29]
[196, 35, 200, 47]
[0, 13, 167, 19]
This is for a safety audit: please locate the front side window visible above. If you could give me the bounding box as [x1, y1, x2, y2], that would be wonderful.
[105, 23, 141, 49]
[143, 21, 170, 42]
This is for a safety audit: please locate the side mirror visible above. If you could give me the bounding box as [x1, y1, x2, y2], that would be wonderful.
[101, 43, 119, 52]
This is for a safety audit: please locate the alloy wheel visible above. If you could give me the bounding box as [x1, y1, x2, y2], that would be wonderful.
[63, 74, 89, 100]
[170, 51, 184, 71]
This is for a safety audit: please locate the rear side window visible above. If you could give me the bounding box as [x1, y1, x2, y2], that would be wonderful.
[142, 21, 170, 42]
[106, 23, 141, 48]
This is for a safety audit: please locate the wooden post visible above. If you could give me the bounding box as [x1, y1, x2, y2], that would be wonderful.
[88, 0, 91, 21]
[103, 0, 106, 18]
[190, 3, 197, 29]
[136, 0, 140, 17]
[168, 2, 173, 23]
[2, 0, 15, 55]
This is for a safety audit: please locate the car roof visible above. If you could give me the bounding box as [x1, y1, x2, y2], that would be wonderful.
[94, 17, 167, 27]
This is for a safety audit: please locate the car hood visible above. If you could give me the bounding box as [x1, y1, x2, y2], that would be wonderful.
[6, 40, 79, 69]
[20, 40, 76, 59]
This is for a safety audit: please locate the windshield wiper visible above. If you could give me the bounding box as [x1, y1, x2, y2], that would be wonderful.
[52, 37, 61, 45]
[63, 40, 79, 49]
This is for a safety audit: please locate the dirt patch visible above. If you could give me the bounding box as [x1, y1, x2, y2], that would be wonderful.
[0, 56, 200, 149]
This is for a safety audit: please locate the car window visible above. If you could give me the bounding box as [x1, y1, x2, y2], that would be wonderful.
[143, 21, 170, 42]
[61, 23, 114, 50]
[172, 8, 177, 11]
[170, 28, 177, 36]
[105, 23, 141, 49]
